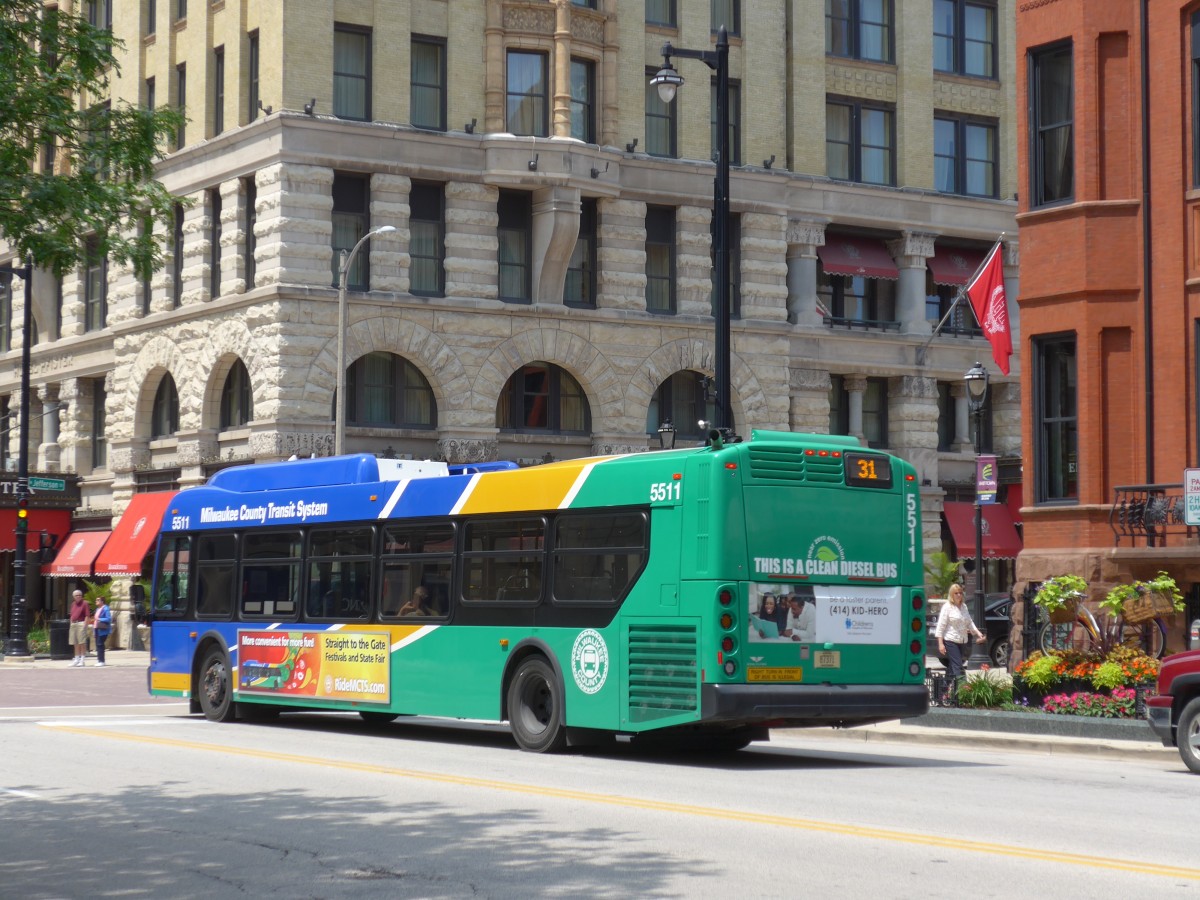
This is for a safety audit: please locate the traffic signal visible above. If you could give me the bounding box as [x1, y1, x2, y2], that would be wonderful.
[15, 496, 28, 532]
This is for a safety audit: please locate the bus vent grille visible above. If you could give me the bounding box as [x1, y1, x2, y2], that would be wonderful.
[748, 446, 844, 484]
[627, 624, 698, 723]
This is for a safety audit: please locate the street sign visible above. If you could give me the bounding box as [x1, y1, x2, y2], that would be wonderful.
[1185, 468, 1200, 526]
[28, 476, 66, 492]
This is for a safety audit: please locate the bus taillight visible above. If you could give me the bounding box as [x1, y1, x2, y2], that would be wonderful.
[721, 636, 735, 653]
[720, 612, 733, 629]
[718, 589, 733, 606]
[911, 617, 923, 633]
[910, 639, 921, 655]
[912, 594, 924, 611]
[723, 660, 737, 676]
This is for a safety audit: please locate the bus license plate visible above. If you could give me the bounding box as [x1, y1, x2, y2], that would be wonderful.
[813, 651, 841, 669]
[747, 667, 803, 682]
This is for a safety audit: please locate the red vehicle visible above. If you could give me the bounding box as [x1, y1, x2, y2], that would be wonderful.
[1145, 648, 1200, 774]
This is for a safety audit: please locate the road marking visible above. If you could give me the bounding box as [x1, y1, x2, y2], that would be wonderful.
[46, 724, 1200, 883]
[0, 703, 187, 712]
[0, 788, 39, 799]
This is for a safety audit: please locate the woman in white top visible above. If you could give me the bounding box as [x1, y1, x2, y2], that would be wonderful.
[935, 583, 985, 690]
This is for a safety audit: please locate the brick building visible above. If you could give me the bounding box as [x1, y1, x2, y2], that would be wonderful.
[1015, 1, 1200, 650]
[1, 1, 1019, 623]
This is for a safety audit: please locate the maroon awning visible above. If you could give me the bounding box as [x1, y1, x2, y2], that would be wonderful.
[928, 246, 987, 286]
[44, 530, 111, 577]
[817, 235, 899, 280]
[943, 502, 1023, 559]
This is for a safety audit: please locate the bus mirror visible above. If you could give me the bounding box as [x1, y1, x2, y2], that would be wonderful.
[130, 583, 145, 604]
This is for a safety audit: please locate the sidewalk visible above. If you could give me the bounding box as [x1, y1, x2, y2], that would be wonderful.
[0, 648, 150, 668]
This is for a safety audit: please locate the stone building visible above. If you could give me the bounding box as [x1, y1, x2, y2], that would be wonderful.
[1, 0, 1020, 612]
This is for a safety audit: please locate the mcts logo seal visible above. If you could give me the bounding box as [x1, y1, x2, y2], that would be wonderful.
[570, 629, 609, 694]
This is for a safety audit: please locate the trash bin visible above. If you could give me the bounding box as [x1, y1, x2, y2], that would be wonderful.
[49, 619, 71, 660]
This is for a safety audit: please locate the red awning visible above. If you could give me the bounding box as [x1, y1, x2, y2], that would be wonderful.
[927, 246, 987, 286]
[94, 491, 178, 577]
[817, 235, 900, 280]
[44, 530, 112, 577]
[943, 501, 1023, 559]
[0, 508, 73, 553]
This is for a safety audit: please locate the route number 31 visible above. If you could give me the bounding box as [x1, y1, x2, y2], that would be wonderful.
[649, 481, 681, 502]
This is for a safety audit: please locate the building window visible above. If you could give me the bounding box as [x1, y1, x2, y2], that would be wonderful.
[213, 46, 224, 134]
[572, 0, 597, 7]
[498, 190, 532, 303]
[208, 188, 221, 298]
[333, 25, 371, 121]
[648, 371, 715, 443]
[712, 0, 740, 35]
[934, 0, 996, 78]
[645, 69, 677, 157]
[331, 173, 369, 290]
[826, 0, 894, 63]
[147, 0, 155, 34]
[570, 58, 595, 144]
[646, 0, 677, 27]
[565, 198, 596, 307]
[934, 115, 997, 198]
[243, 176, 257, 288]
[826, 100, 895, 185]
[92, 380, 107, 470]
[711, 213, 740, 319]
[1029, 42, 1074, 207]
[175, 0, 186, 21]
[937, 382, 955, 451]
[496, 363, 590, 433]
[139, 215, 153, 315]
[711, 79, 740, 166]
[1034, 334, 1078, 502]
[146, 76, 155, 111]
[506, 51, 548, 137]
[151, 374, 180, 439]
[84, 236, 107, 331]
[86, 0, 112, 30]
[347, 352, 436, 428]
[248, 31, 260, 120]
[925, 274, 981, 336]
[411, 37, 446, 131]
[0, 267, 11, 353]
[409, 182, 445, 296]
[829, 376, 889, 448]
[220, 360, 253, 430]
[645, 205, 676, 314]
[171, 202, 184, 307]
[175, 63, 186, 149]
[818, 270, 896, 328]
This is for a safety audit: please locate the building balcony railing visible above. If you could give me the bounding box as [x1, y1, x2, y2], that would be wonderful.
[1110, 483, 1197, 547]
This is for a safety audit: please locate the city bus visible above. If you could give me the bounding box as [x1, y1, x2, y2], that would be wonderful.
[147, 429, 929, 751]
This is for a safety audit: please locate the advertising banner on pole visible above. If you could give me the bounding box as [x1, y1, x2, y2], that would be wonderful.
[976, 454, 998, 504]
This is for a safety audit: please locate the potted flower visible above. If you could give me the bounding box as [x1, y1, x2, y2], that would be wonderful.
[1033, 574, 1088, 624]
[1099, 571, 1184, 623]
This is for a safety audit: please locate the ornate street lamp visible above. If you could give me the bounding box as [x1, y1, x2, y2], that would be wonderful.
[650, 26, 732, 432]
[656, 419, 676, 450]
[335, 225, 396, 456]
[964, 360, 990, 627]
[5, 255, 34, 657]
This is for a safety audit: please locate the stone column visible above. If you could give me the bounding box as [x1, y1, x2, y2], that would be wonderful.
[483, 2, 505, 133]
[789, 367, 832, 432]
[532, 186, 581, 304]
[886, 230, 937, 335]
[785, 218, 826, 326]
[37, 384, 61, 472]
[182, 188, 211, 306]
[56, 377, 87, 474]
[444, 181, 499, 301]
[176, 428, 219, 490]
[887, 375, 938, 485]
[1003, 238, 1021, 351]
[552, 0, 572, 137]
[740, 213, 788, 322]
[369, 173, 410, 294]
[676, 205, 712, 318]
[991, 381, 1022, 458]
[596, 198, 646, 311]
[219, 178, 248, 297]
[845, 374, 867, 444]
[952, 382, 971, 451]
[252, 163, 335, 289]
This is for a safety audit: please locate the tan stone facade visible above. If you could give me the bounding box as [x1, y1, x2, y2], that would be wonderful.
[1, 1, 1020, 590]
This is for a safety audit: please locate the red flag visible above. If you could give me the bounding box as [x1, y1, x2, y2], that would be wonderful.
[965, 241, 1012, 375]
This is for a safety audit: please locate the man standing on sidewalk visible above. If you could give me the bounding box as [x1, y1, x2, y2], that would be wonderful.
[68, 590, 90, 668]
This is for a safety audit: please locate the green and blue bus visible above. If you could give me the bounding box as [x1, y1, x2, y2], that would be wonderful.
[147, 429, 928, 751]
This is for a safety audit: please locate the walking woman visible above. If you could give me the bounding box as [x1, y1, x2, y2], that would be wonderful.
[935, 584, 985, 699]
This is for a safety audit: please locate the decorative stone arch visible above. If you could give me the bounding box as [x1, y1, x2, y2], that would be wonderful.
[191, 322, 262, 431]
[124, 335, 188, 441]
[631, 338, 769, 433]
[474, 328, 622, 432]
[301, 315, 467, 427]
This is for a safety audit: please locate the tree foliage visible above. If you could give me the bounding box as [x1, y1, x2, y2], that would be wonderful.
[0, 0, 184, 276]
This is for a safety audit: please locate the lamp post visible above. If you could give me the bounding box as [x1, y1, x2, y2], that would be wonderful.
[5, 255, 34, 657]
[651, 26, 731, 432]
[335, 225, 396, 456]
[964, 361, 990, 628]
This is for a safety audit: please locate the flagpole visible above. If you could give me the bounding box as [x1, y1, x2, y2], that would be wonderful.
[914, 234, 1006, 368]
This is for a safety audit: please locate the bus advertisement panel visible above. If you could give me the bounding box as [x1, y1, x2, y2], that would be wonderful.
[148, 430, 928, 752]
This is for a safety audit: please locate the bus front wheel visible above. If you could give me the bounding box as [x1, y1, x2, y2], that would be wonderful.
[198, 648, 236, 723]
[507, 657, 567, 753]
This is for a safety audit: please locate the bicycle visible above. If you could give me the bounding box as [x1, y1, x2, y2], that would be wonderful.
[1038, 600, 1167, 659]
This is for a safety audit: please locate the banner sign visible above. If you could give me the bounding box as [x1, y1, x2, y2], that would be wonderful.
[976, 454, 998, 504]
[237, 630, 391, 704]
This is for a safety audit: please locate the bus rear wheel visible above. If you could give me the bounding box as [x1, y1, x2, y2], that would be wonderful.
[507, 657, 567, 753]
[198, 648, 236, 723]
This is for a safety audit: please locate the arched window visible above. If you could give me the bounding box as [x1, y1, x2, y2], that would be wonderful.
[151, 374, 180, 438]
[346, 352, 436, 428]
[496, 362, 589, 433]
[647, 371, 717, 443]
[220, 359, 253, 429]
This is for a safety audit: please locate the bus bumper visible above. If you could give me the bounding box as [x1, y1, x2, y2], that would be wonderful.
[700, 683, 929, 727]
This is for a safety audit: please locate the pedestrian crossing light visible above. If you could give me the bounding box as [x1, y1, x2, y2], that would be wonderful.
[16, 496, 29, 532]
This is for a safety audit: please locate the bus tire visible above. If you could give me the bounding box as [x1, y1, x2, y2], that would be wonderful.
[198, 647, 236, 723]
[358, 711, 400, 725]
[507, 656, 567, 753]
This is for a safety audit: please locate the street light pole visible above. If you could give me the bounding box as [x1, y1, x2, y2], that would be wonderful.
[964, 361, 990, 629]
[5, 255, 34, 657]
[651, 26, 731, 432]
[334, 225, 396, 456]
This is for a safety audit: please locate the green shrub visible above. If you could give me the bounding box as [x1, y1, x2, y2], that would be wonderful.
[1090, 661, 1126, 691]
[955, 669, 1013, 708]
[1018, 654, 1060, 691]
